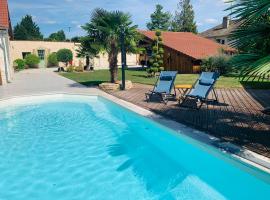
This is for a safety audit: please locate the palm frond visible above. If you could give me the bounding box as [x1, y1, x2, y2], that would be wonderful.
[227, 0, 270, 23]
[226, 0, 270, 80]
[231, 54, 270, 81]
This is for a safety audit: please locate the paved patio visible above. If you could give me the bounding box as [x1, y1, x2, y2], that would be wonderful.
[109, 83, 270, 157]
[0, 68, 101, 98]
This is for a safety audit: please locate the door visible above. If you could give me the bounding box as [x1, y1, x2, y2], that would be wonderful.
[37, 49, 45, 68]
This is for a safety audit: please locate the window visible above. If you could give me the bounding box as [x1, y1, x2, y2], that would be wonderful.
[37, 50, 45, 60]
[221, 40, 225, 44]
[22, 52, 31, 59]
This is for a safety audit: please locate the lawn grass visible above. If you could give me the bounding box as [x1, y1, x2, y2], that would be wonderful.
[60, 69, 270, 89]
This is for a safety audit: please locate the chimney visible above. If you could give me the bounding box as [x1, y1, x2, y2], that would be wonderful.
[222, 16, 230, 29]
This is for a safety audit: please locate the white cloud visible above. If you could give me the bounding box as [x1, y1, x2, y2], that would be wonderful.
[71, 20, 79, 24]
[43, 20, 57, 24]
[204, 18, 218, 24]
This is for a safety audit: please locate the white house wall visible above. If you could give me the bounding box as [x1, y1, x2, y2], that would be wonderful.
[10, 40, 139, 70]
[92, 53, 138, 69]
[0, 29, 12, 85]
[10, 41, 85, 67]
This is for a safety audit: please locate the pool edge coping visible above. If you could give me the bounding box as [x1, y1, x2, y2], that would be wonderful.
[1, 91, 270, 174]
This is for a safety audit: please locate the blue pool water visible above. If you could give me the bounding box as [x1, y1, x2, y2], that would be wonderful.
[0, 95, 270, 200]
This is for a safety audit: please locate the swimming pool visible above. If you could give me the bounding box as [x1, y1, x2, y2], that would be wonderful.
[0, 94, 269, 199]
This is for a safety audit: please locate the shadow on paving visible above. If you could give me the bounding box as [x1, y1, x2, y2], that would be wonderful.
[244, 89, 270, 109]
[150, 105, 270, 157]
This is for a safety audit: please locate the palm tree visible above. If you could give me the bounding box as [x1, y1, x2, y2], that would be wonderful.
[82, 9, 140, 83]
[227, 0, 270, 81]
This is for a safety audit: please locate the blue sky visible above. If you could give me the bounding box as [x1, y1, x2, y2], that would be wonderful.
[9, 0, 230, 38]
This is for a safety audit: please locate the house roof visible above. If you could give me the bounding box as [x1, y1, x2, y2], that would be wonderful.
[200, 20, 241, 38]
[140, 30, 234, 60]
[0, 0, 10, 29]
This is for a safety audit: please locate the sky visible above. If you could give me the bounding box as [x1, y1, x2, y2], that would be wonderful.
[9, 0, 230, 38]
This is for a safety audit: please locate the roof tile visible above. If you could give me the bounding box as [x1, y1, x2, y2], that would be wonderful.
[0, 0, 10, 28]
[140, 30, 234, 60]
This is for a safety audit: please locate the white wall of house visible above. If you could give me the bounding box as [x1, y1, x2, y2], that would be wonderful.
[10, 41, 85, 68]
[0, 29, 13, 85]
[92, 53, 139, 69]
[10, 40, 139, 70]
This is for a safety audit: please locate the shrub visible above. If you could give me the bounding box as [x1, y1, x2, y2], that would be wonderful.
[25, 54, 40, 68]
[66, 66, 74, 72]
[14, 59, 25, 70]
[201, 55, 231, 75]
[146, 67, 159, 77]
[57, 49, 73, 66]
[151, 67, 159, 74]
[47, 53, 58, 67]
[74, 66, 84, 72]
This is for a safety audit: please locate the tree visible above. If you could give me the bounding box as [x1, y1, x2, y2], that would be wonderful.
[48, 30, 66, 41]
[82, 8, 140, 83]
[57, 49, 73, 68]
[71, 36, 81, 42]
[147, 4, 171, 31]
[227, 0, 270, 81]
[13, 15, 43, 40]
[147, 30, 164, 76]
[171, 0, 197, 33]
[77, 36, 100, 70]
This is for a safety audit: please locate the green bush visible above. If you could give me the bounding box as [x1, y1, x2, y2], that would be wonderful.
[155, 30, 161, 37]
[152, 67, 159, 74]
[74, 66, 84, 72]
[146, 67, 159, 77]
[201, 55, 231, 75]
[25, 54, 40, 68]
[146, 68, 153, 77]
[152, 63, 159, 68]
[57, 49, 73, 66]
[14, 59, 25, 70]
[66, 66, 74, 72]
[47, 53, 58, 67]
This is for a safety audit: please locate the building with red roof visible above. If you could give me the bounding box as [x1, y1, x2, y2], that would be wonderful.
[139, 30, 235, 73]
[0, 0, 13, 85]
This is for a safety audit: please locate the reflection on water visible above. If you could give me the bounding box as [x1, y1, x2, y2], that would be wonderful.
[107, 128, 188, 199]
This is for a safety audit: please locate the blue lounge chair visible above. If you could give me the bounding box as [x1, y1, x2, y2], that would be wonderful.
[146, 71, 178, 104]
[179, 72, 219, 109]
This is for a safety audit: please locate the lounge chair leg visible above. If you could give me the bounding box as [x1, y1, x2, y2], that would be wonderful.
[173, 86, 176, 97]
[145, 92, 153, 102]
[213, 88, 218, 102]
[178, 95, 187, 106]
[162, 94, 168, 104]
[197, 99, 204, 110]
